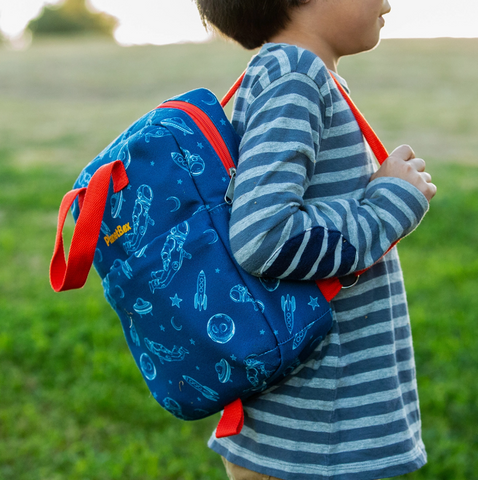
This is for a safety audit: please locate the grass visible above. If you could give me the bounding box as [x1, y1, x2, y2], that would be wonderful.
[1, 36, 477, 479]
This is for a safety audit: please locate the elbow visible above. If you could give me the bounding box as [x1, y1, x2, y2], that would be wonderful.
[230, 234, 268, 277]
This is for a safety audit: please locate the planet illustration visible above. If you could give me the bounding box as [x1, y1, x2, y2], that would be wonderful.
[134, 298, 153, 317]
[163, 397, 186, 419]
[215, 358, 232, 383]
[207, 314, 235, 344]
[110, 190, 124, 218]
[140, 353, 156, 381]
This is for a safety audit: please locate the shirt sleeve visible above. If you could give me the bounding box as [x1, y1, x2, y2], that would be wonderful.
[229, 72, 429, 280]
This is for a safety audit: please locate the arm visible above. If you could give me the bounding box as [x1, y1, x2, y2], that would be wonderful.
[229, 73, 430, 280]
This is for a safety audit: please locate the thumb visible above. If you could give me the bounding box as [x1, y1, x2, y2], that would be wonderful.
[388, 144, 416, 161]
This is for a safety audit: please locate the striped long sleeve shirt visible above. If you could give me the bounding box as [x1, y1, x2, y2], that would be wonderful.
[209, 43, 429, 480]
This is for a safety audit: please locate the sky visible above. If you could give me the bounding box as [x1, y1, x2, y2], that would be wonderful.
[0, 0, 478, 47]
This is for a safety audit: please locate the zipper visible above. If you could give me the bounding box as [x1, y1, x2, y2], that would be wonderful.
[158, 100, 236, 173]
[158, 100, 237, 204]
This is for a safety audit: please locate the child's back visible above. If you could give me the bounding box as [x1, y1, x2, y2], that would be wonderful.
[195, 1, 436, 479]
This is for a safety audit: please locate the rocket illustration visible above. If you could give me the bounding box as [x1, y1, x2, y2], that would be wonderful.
[281, 294, 296, 334]
[194, 270, 207, 311]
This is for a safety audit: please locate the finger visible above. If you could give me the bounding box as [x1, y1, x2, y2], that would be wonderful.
[426, 182, 438, 201]
[420, 171, 432, 183]
[408, 157, 426, 172]
[389, 144, 415, 161]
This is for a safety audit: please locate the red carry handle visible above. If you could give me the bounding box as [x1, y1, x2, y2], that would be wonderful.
[50, 160, 129, 292]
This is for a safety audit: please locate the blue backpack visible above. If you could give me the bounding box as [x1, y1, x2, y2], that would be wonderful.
[50, 74, 380, 437]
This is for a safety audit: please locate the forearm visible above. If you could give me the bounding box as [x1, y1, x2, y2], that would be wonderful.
[230, 175, 428, 280]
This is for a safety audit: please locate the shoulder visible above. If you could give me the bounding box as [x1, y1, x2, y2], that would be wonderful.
[241, 43, 334, 103]
[233, 44, 342, 134]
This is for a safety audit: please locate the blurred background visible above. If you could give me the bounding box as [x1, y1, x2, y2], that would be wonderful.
[0, 1, 477, 479]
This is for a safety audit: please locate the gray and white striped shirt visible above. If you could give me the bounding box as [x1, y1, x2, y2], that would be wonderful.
[209, 43, 428, 480]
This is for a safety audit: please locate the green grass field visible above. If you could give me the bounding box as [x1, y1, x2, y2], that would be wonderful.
[1, 36, 477, 480]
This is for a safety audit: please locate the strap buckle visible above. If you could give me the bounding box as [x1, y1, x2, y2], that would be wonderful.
[339, 274, 360, 289]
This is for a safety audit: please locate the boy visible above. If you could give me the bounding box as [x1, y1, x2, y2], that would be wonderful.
[194, 1, 437, 479]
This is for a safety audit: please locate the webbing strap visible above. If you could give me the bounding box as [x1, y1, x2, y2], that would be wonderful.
[216, 398, 245, 438]
[315, 75, 396, 300]
[50, 161, 129, 292]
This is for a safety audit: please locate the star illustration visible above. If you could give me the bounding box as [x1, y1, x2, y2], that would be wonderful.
[150, 161, 155, 166]
[160, 325, 166, 332]
[215, 268, 221, 274]
[220, 119, 226, 125]
[230, 354, 237, 361]
[170, 294, 183, 308]
[177, 179, 183, 185]
[308, 296, 320, 310]
[260, 330, 265, 335]
[190, 338, 196, 345]
[197, 142, 204, 149]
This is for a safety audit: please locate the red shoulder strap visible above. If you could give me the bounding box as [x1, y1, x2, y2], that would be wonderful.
[221, 71, 246, 108]
[330, 75, 389, 164]
[316, 74, 396, 301]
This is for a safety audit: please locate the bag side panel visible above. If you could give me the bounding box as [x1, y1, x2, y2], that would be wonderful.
[104, 208, 281, 420]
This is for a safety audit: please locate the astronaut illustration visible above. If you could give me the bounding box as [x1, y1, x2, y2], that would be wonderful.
[244, 354, 274, 389]
[76, 169, 91, 188]
[123, 184, 155, 254]
[145, 338, 189, 364]
[149, 221, 192, 292]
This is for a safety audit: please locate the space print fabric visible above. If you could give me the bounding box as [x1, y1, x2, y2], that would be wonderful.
[71, 87, 334, 423]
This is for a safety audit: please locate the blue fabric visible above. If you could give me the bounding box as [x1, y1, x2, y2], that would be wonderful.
[72, 87, 334, 422]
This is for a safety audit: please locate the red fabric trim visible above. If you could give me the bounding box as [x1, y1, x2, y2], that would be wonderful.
[216, 398, 245, 438]
[316, 278, 343, 302]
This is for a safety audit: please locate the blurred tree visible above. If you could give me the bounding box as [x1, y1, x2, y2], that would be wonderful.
[28, 0, 117, 38]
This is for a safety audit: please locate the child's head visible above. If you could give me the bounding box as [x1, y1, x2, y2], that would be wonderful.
[196, 0, 391, 70]
[194, 0, 309, 50]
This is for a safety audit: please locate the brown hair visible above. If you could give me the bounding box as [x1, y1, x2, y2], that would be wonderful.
[194, 0, 307, 50]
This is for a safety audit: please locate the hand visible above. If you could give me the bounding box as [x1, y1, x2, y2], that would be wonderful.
[370, 145, 437, 202]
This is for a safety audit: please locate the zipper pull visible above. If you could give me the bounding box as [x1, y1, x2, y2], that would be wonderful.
[224, 168, 236, 205]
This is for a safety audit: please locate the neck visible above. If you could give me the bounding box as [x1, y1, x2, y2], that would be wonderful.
[269, 30, 340, 72]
